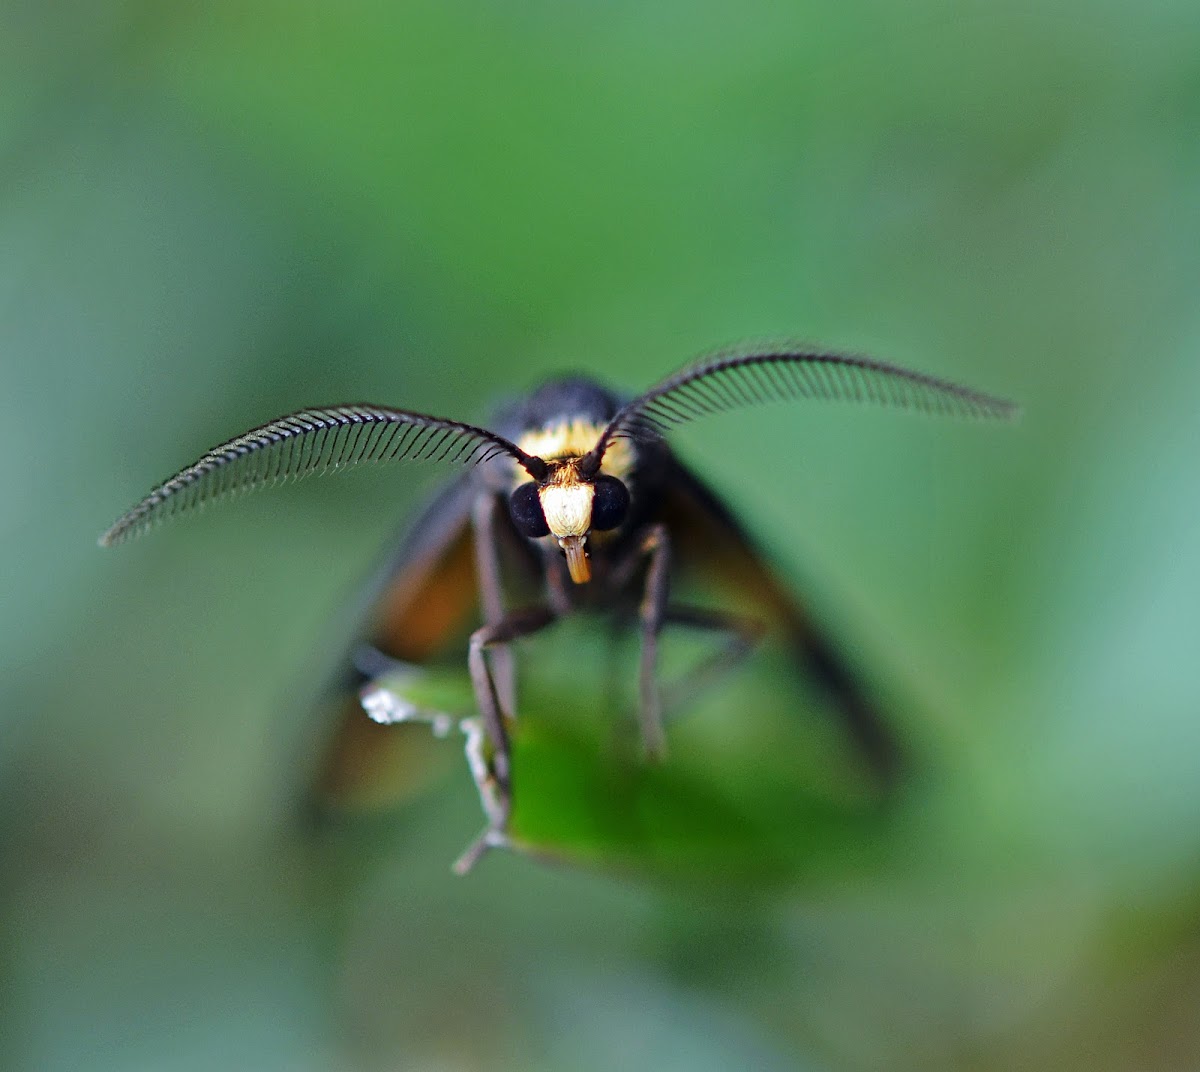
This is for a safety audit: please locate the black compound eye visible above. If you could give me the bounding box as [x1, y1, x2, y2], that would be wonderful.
[509, 481, 549, 538]
[591, 475, 630, 531]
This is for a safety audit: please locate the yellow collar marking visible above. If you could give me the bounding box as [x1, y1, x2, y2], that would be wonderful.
[515, 419, 634, 482]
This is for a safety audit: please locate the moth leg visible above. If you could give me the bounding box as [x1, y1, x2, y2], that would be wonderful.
[544, 551, 573, 617]
[456, 605, 557, 874]
[472, 493, 516, 717]
[453, 717, 510, 874]
[658, 604, 766, 719]
[635, 523, 672, 763]
[603, 616, 628, 731]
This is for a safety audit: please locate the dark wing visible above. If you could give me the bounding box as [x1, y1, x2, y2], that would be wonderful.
[100, 405, 537, 546]
[304, 473, 483, 811]
[657, 456, 901, 787]
[588, 344, 1018, 461]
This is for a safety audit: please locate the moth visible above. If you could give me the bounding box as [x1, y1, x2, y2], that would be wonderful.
[101, 344, 1016, 871]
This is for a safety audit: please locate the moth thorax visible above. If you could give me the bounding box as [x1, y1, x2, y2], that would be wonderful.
[539, 483, 594, 537]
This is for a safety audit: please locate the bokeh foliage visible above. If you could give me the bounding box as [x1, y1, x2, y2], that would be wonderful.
[3, 2, 1200, 1069]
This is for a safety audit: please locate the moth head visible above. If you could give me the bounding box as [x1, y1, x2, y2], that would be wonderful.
[508, 462, 630, 584]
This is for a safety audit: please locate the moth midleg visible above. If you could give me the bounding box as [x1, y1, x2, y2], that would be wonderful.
[634, 523, 671, 762]
[471, 493, 516, 717]
[656, 603, 766, 719]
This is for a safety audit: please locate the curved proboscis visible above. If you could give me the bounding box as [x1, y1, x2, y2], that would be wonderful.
[585, 346, 1019, 469]
[100, 405, 542, 546]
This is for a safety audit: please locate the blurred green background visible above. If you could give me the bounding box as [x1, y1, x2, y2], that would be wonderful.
[4, 1, 1200, 1069]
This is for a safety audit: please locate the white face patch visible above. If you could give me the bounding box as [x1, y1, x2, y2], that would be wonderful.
[539, 484, 594, 537]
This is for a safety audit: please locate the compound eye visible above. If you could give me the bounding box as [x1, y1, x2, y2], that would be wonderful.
[509, 481, 549, 538]
[591, 475, 630, 531]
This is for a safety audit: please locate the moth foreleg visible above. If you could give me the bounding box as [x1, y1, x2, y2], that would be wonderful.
[456, 605, 556, 874]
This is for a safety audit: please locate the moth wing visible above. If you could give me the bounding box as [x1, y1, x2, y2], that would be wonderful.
[656, 457, 902, 786]
[306, 473, 485, 812]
